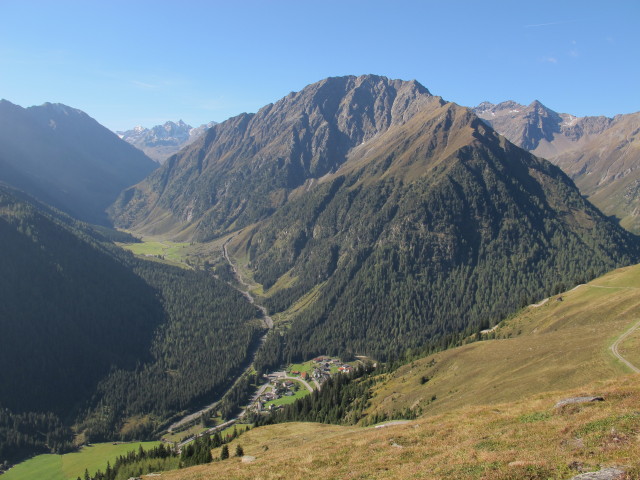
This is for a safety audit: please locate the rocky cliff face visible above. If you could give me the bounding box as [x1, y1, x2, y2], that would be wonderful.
[473, 100, 611, 156]
[110, 75, 640, 364]
[110, 75, 442, 238]
[474, 100, 640, 232]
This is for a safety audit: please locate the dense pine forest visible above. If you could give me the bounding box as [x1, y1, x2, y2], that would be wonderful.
[250, 146, 640, 371]
[82, 261, 262, 440]
[0, 185, 261, 462]
[0, 186, 164, 417]
[0, 409, 74, 466]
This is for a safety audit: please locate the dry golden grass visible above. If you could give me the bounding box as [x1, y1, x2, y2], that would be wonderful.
[618, 326, 640, 371]
[366, 265, 640, 419]
[160, 377, 640, 480]
[154, 265, 640, 480]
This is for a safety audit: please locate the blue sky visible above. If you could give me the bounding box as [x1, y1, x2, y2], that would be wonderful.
[1, 0, 638, 131]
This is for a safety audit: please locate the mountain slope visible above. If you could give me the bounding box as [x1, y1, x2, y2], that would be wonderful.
[0, 185, 163, 417]
[111, 75, 640, 368]
[0, 100, 157, 225]
[474, 101, 640, 233]
[0, 186, 261, 462]
[159, 264, 640, 480]
[117, 120, 217, 164]
[109, 75, 439, 238]
[248, 104, 640, 366]
[366, 263, 640, 418]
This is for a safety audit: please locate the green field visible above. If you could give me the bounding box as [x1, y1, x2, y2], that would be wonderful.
[118, 240, 191, 267]
[264, 380, 310, 408]
[3, 442, 160, 480]
[287, 362, 315, 375]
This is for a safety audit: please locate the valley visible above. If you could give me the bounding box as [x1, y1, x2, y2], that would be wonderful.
[2, 74, 640, 480]
[146, 264, 640, 480]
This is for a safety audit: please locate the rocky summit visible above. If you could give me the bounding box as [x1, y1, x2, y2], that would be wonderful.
[118, 120, 217, 164]
[475, 100, 640, 233]
[110, 75, 640, 367]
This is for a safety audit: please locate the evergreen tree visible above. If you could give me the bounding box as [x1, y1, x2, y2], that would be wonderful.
[220, 445, 229, 460]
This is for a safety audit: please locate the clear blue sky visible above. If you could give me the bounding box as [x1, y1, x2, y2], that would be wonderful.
[1, 0, 638, 131]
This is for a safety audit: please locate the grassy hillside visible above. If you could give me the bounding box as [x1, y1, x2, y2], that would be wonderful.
[160, 377, 640, 479]
[2, 442, 159, 480]
[153, 264, 640, 479]
[365, 264, 640, 419]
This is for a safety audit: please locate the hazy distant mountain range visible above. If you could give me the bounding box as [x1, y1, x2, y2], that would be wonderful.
[0, 99, 157, 225]
[474, 100, 640, 232]
[117, 120, 217, 163]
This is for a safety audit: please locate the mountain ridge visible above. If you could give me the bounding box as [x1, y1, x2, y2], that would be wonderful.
[109, 74, 441, 239]
[0, 99, 157, 225]
[110, 75, 640, 369]
[474, 100, 640, 232]
[117, 119, 217, 164]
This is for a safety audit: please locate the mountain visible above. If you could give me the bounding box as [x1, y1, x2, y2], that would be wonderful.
[117, 120, 217, 163]
[0, 185, 162, 418]
[0, 100, 157, 225]
[110, 75, 640, 368]
[474, 101, 640, 232]
[109, 75, 446, 237]
[0, 185, 261, 463]
[161, 264, 640, 480]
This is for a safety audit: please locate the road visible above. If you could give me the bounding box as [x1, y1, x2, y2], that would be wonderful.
[174, 371, 316, 449]
[223, 236, 274, 329]
[176, 418, 238, 448]
[610, 319, 640, 373]
[530, 297, 549, 308]
[268, 371, 314, 392]
[167, 236, 274, 434]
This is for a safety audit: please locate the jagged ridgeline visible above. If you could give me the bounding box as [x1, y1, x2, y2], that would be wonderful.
[110, 75, 640, 366]
[474, 100, 640, 233]
[0, 186, 260, 462]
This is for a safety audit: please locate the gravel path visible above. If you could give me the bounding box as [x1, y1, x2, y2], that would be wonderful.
[610, 319, 640, 373]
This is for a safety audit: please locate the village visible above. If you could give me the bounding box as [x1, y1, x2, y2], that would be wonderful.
[250, 357, 354, 414]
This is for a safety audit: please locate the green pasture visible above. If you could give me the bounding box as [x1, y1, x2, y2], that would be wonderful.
[264, 380, 310, 408]
[3, 441, 160, 480]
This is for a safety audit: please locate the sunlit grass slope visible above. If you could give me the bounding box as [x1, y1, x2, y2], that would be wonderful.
[155, 264, 640, 479]
[366, 264, 640, 419]
[161, 377, 640, 479]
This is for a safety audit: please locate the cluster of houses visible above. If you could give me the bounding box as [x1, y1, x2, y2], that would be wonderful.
[292, 356, 354, 386]
[250, 357, 355, 415]
[310, 356, 353, 378]
[252, 377, 300, 412]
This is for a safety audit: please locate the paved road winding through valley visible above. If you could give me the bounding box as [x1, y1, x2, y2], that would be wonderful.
[168, 236, 274, 434]
[223, 237, 274, 329]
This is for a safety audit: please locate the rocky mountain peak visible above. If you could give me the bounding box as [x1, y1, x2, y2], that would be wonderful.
[117, 119, 217, 164]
